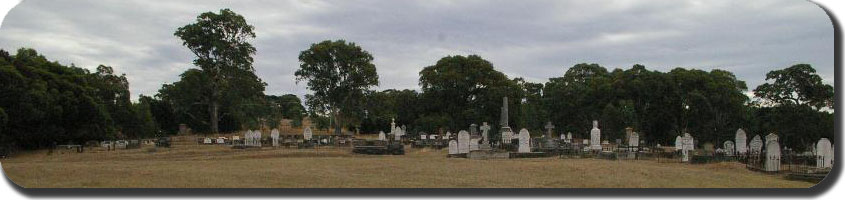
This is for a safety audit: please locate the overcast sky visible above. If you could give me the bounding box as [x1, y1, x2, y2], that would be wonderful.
[0, 0, 834, 101]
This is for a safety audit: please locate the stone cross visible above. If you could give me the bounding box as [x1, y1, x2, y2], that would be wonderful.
[480, 122, 491, 144]
[544, 121, 555, 139]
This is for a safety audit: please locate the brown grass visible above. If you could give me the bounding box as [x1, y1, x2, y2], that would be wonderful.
[0, 143, 816, 188]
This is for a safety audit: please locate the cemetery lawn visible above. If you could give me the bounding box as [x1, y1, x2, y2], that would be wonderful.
[1, 144, 815, 188]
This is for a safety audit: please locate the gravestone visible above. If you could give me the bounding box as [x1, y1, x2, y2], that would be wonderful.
[518, 128, 531, 153]
[749, 135, 763, 154]
[735, 129, 747, 155]
[469, 138, 479, 151]
[629, 131, 639, 147]
[765, 133, 779, 146]
[216, 137, 225, 144]
[590, 120, 602, 150]
[675, 136, 683, 151]
[429, 134, 437, 140]
[271, 129, 280, 147]
[421, 134, 427, 140]
[723, 141, 735, 156]
[303, 127, 313, 140]
[566, 132, 572, 143]
[816, 138, 833, 168]
[470, 124, 478, 137]
[445, 131, 452, 140]
[480, 122, 491, 144]
[378, 131, 386, 141]
[499, 97, 513, 147]
[544, 122, 557, 147]
[458, 130, 470, 154]
[203, 137, 212, 144]
[448, 140, 458, 155]
[681, 133, 695, 162]
[765, 140, 781, 172]
[254, 130, 263, 147]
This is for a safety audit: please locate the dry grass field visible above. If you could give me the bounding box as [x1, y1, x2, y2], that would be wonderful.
[0, 141, 816, 188]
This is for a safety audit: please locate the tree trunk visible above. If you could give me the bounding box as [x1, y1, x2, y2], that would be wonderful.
[210, 101, 219, 134]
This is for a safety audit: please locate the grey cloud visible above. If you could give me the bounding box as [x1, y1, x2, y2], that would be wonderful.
[0, 0, 834, 101]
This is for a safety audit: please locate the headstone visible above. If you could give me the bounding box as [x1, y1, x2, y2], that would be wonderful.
[445, 131, 452, 140]
[765, 140, 781, 172]
[429, 134, 438, 140]
[421, 135, 427, 140]
[674, 136, 683, 151]
[765, 133, 779, 145]
[303, 127, 313, 140]
[378, 131, 386, 141]
[629, 131, 639, 147]
[565, 132, 572, 143]
[590, 120, 602, 150]
[448, 140, 458, 155]
[469, 138, 480, 151]
[499, 97, 514, 147]
[203, 137, 212, 144]
[458, 130, 470, 154]
[816, 138, 833, 168]
[723, 141, 735, 156]
[470, 124, 478, 137]
[518, 128, 531, 153]
[681, 133, 695, 162]
[233, 136, 240, 141]
[254, 130, 263, 147]
[735, 129, 747, 155]
[749, 135, 763, 154]
[480, 122, 491, 144]
[216, 138, 225, 144]
[271, 129, 280, 147]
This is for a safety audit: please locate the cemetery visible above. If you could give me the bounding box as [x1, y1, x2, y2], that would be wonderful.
[0, 4, 834, 189]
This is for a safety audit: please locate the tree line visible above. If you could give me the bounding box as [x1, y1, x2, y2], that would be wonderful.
[0, 9, 834, 151]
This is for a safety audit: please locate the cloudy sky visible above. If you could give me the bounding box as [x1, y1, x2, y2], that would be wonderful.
[0, 0, 834, 101]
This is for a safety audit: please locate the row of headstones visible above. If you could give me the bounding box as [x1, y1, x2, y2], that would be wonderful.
[243, 127, 314, 147]
[448, 128, 534, 154]
[674, 129, 834, 170]
[378, 119, 407, 141]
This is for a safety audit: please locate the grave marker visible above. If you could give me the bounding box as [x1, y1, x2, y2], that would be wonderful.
[518, 128, 531, 153]
[735, 129, 747, 155]
[765, 140, 781, 172]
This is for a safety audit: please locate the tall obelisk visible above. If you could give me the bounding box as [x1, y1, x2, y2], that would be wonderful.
[500, 97, 514, 146]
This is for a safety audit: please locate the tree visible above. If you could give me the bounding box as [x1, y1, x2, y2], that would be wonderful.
[418, 55, 521, 133]
[174, 8, 258, 134]
[295, 40, 379, 135]
[753, 64, 834, 111]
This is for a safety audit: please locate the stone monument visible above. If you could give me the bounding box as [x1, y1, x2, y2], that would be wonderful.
[723, 141, 735, 156]
[303, 127, 313, 140]
[749, 135, 763, 154]
[735, 129, 747, 155]
[816, 138, 833, 168]
[499, 97, 513, 146]
[765, 140, 781, 172]
[518, 128, 531, 153]
[448, 140, 458, 155]
[271, 129, 280, 147]
[590, 120, 602, 150]
[458, 130, 470, 154]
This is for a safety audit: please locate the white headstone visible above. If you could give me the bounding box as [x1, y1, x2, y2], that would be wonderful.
[429, 134, 437, 140]
[303, 127, 313, 140]
[629, 132, 639, 147]
[469, 138, 479, 151]
[723, 141, 735, 156]
[765, 140, 781, 172]
[590, 120, 602, 150]
[254, 130, 263, 147]
[448, 140, 458, 155]
[216, 138, 225, 144]
[378, 131, 386, 141]
[565, 132, 572, 143]
[765, 133, 779, 145]
[749, 135, 763, 154]
[445, 131, 452, 139]
[458, 130, 470, 154]
[518, 128, 531, 153]
[674, 136, 683, 151]
[421, 135, 427, 140]
[735, 129, 747, 155]
[681, 133, 695, 162]
[271, 129, 280, 147]
[816, 138, 833, 168]
[203, 137, 212, 144]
